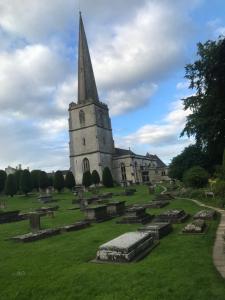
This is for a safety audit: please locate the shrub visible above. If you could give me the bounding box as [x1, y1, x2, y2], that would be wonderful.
[91, 170, 100, 186]
[5, 174, 17, 197]
[82, 171, 92, 188]
[102, 167, 114, 188]
[183, 166, 209, 188]
[213, 180, 225, 198]
[53, 171, 64, 192]
[65, 171, 75, 190]
[20, 169, 32, 195]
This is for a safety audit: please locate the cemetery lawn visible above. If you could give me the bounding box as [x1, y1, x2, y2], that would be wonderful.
[1, 185, 225, 300]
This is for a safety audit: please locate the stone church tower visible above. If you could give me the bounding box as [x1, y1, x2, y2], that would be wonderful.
[69, 14, 114, 184]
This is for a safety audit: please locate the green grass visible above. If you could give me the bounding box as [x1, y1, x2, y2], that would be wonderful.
[0, 185, 225, 300]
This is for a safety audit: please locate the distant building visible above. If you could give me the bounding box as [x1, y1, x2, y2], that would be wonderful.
[5, 164, 27, 175]
[68, 14, 169, 185]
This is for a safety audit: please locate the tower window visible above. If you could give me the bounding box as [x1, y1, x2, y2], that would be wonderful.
[82, 137, 86, 145]
[83, 158, 90, 172]
[79, 110, 85, 127]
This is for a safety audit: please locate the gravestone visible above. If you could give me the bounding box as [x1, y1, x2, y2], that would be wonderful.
[148, 186, 155, 194]
[38, 194, 55, 204]
[60, 220, 90, 232]
[29, 213, 41, 232]
[96, 231, 157, 263]
[193, 210, 217, 220]
[138, 222, 172, 240]
[117, 206, 152, 224]
[182, 219, 206, 234]
[0, 210, 23, 224]
[154, 209, 189, 223]
[145, 201, 169, 208]
[84, 205, 110, 222]
[107, 201, 126, 217]
[11, 228, 61, 243]
[153, 193, 174, 202]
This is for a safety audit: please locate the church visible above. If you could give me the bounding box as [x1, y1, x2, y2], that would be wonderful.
[68, 14, 169, 185]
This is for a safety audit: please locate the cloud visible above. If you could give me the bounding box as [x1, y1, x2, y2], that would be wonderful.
[115, 100, 192, 163]
[0, 0, 202, 170]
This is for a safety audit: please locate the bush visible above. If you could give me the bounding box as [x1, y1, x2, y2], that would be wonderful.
[5, 174, 17, 197]
[53, 171, 64, 192]
[102, 167, 114, 188]
[82, 171, 92, 188]
[91, 170, 100, 186]
[213, 180, 225, 198]
[65, 171, 75, 190]
[183, 166, 209, 188]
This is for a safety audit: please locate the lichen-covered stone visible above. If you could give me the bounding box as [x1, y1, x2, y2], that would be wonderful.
[193, 210, 217, 220]
[154, 209, 189, 223]
[139, 222, 172, 239]
[182, 219, 206, 233]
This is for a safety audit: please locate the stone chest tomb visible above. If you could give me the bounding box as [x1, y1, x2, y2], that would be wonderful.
[138, 222, 172, 240]
[117, 206, 152, 224]
[193, 210, 217, 220]
[107, 201, 126, 217]
[96, 231, 156, 263]
[182, 219, 206, 234]
[154, 209, 189, 223]
[84, 205, 110, 222]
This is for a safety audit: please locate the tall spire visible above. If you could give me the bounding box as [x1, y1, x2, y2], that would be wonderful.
[78, 13, 99, 104]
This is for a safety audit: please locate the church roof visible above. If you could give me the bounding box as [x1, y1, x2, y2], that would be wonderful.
[147, 153, 167, 168]
[114, 148, 136, 156]
[78, 13, 99, 104]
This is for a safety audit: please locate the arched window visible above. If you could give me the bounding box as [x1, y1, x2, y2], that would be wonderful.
[82, 137, 86, 146]
[83, 158, 90, 172]
[121, 163, 127, 181]
[79, 110, 85, 127]
[99, 111, 104, 127]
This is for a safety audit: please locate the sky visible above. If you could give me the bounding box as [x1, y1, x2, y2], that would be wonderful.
[0, 0, 225, 172]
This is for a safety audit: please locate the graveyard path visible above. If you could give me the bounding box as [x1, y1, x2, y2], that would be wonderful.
[179, 197, 225, 279]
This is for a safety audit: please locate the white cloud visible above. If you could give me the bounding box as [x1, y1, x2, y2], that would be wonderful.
[115, 100, 192, 163]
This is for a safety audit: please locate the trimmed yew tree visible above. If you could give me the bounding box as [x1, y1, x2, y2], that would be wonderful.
[65, 171, 75, 190]
[91, 170, 100, 186]
[5, 174, 17, 197]
[0, 170, 7, 194]
[53, 171, 64, 193]
[39, 171, 49, 190]
[20, 169, 32, 195]
[82, 171, 92, 188]
[102, 167, 114, 188]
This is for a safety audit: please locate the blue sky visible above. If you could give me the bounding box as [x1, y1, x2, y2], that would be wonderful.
[0, 0, 225, 171]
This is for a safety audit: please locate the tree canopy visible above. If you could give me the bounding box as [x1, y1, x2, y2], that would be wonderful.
[5, 174, 17, 197]
[181, 38, 225, 168]
[168, 145, 208, 180]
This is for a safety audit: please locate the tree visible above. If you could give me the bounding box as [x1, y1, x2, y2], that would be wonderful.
[5, 174, 17, 197]
[82, 171, 92, 188]
[31, 170, 41, 191]
[0, 170, 7, 193]
[20, 169, 32, 195]
[102, 167, 114, 188]
[65, 171, 75, 190]
[168, 145, 208, 180]
[53, 171, 64, 193]
[14, 169, 23, 192]
[181, 38, 225, 169]
[183, 166, 209, 188]
[39, 171, 49, 190]
[91, 170, 100, 186]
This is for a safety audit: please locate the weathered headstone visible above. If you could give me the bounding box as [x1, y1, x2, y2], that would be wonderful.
[29, 213, 41, 232]
[60, 220, 90, 232]
[96, 231, 156, 263]
[11, 228, 61, 243]
[145, 200, 169, 208]
[153, 193, 174, 202]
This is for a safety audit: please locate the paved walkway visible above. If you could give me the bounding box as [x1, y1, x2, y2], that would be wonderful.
[180, 197, 225, 279]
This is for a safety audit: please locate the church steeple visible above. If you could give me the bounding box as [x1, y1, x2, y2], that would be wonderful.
[78, 13, 99, 104]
